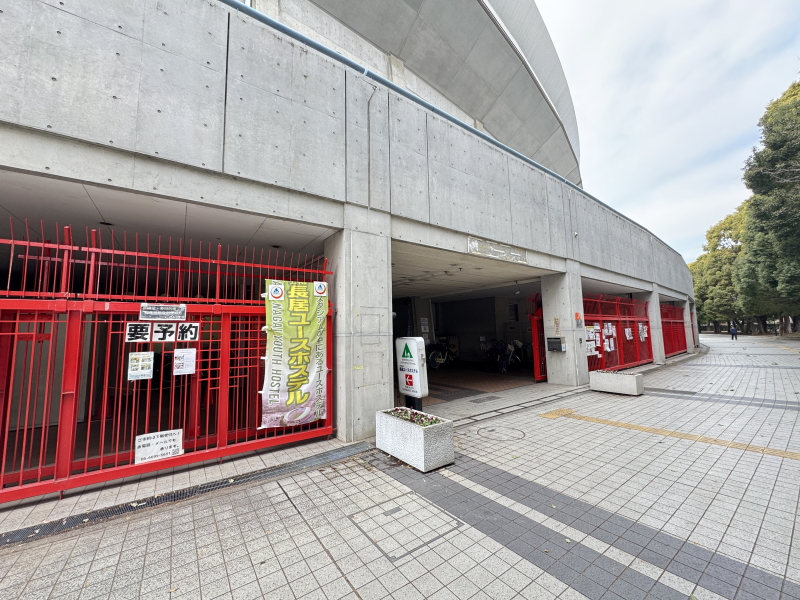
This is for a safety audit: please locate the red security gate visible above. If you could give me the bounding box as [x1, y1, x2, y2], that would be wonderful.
[527, 295, 547, 381]
[661, 304, 687, 357]
[583, 294, 653, 372]
[0, 222, 333, 501]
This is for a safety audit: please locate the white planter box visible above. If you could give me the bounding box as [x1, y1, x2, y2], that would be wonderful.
[589, 371, 644, 396]
[376, 409, 454, 472]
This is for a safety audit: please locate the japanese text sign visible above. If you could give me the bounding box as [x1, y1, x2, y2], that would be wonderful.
[259, 280, 328, 428]
[125, 322, 200, 343]
[139, 303, 187, 321]
[134, 429, 184, 464]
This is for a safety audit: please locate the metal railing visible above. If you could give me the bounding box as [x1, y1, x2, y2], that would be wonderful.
[0, 222, 334, 501]
[660, 304, 688, 357]
[583, 294, 653, 372]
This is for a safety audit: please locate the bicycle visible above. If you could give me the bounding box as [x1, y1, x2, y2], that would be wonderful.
[498, 340, 523, 373]
[427, 342, 458, 369]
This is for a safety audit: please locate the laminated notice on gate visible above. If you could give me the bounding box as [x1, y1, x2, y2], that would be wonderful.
[173, 348, 196, 375]
[259, 280, 328, 429]
[135, 429, 183, 464]
[128, 351, 154, 381]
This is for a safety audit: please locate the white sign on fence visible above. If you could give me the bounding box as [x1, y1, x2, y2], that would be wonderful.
[139, 304, 187, 321]
[134, 429, 184, 464]
[173, 348, 197, 375]
[128, 351, 154, 381]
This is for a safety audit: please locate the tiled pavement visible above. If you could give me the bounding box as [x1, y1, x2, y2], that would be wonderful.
[0, 334, 798, 599]
[424, 367, 537, 407]
[0, 437, 353, 534]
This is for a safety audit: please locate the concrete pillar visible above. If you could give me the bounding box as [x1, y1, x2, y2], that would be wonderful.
[691, 302, 700, 347]
[632, 284, 666, 365]
[324, 206, 393, 442]
[541, 260, 589, 386]
[682, 300, 697, 353]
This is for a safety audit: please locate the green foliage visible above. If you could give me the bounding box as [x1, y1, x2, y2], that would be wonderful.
[693, 79, 800, 326]
[690, 251, 738, 323]
[703, 204, 745, 251]
[740, 80, 800, 309]
[737, 189, 800, 303]
[743, 81, 800, 195]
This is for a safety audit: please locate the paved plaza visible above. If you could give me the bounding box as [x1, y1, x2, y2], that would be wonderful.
[0, 334, 798, 599]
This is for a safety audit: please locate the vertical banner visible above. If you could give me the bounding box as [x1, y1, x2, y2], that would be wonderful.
[259, 279, 328, 428]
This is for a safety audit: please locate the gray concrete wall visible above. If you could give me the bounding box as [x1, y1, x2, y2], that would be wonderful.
[266, 0, 581, 182]
[0, 0, 696, 441]
[0, 0, 692, 301]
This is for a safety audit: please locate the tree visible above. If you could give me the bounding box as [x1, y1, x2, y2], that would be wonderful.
[743, 81, 800, 193]
[690, 208, 744, 331]
[739, 80, 800, 329]
[692, 79, 800, 334]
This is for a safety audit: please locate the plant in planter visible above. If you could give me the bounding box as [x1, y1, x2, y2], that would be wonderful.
[376, 407, 454, 472]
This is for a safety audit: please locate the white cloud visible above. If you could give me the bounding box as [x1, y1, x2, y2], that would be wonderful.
[535, 0, 800, 262]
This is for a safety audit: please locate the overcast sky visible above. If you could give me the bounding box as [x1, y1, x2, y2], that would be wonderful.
[534, 0, 800, 263]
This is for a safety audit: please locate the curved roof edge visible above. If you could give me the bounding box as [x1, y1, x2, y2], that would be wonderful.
[483, 0, 580, 162]
[295, 0, 580, 183]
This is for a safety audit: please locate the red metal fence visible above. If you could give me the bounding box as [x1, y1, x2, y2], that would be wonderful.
[0, 222, 333, 501]
[660, 304, 687, 357]
[583, 294, 653, 372]
[526, 295, 547, 381]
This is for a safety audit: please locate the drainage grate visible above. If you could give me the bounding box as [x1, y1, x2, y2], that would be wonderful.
[1, 441, 374, 546]
[470, 395, 502, 404]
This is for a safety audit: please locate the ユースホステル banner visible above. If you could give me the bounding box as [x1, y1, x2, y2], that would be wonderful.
[259, 280, 328, 428]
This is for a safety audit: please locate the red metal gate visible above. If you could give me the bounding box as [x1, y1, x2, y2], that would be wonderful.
[527, 295, 547, 381]
[661, 304, 687, 357]
[0, 222, 333, 501]
[583, 294, 653, 372]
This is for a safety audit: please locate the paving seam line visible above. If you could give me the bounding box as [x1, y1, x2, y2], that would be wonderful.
[0, 441, 375, 546]
[538, 409, 800, 460]
[446, 348, 710, 427]
[451, 352, 706, 427]
[452, 386, 591, 427]
[439, 468, 736, 600]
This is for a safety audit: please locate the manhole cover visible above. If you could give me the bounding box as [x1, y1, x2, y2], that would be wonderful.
[477, 426, 525, 441]
[470, 395, 502, 404]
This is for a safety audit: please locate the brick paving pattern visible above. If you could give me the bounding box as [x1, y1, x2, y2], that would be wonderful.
[0, 334, 798, 599]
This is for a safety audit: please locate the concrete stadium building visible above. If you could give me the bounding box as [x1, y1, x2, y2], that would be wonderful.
[0, 0, 695, 498]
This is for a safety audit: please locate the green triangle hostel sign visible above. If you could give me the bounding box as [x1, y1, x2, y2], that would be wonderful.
[401, 343, 413, 359]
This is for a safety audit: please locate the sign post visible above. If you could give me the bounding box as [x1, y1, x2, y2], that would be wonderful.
[395, 337, 428, 411]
